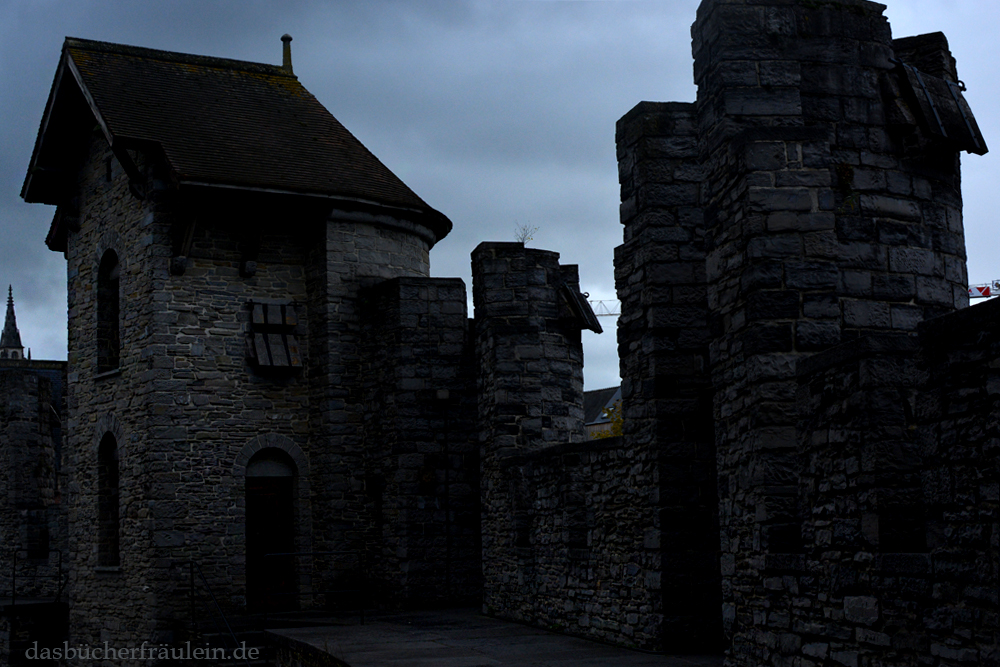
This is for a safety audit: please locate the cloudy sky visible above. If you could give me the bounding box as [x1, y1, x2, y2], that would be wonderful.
[2, 0, 998, 390]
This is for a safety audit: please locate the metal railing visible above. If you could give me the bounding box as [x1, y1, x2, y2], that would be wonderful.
[6, 548, 65, 606]
[259, 550, 369, 628]
[173, 559, 252, 667]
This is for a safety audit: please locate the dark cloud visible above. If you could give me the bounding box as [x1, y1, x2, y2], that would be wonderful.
[2, 0, 999, 390]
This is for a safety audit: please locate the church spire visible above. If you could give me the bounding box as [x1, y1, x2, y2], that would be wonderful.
[1, 285, 25, 360]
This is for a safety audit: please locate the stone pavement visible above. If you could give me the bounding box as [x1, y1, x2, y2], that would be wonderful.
[267, 608, 724, 667]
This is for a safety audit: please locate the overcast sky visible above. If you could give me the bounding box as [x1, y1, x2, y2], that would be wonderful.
[2, 0, 998, 390]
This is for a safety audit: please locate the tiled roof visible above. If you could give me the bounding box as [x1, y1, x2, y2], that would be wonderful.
[24, 38, 450, 238]
[583, 385, 620, 425]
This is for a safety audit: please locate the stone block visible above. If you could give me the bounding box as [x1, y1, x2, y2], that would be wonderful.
[802, 643, 829, 659]
[775, 170, 832, 188]
[746, 142, 787, 171]
[785, 261, 839, 289]
[759, 60, 801, 87]
[749, 187, 813, 212]
[767, 212, 835, 232]
[888, 247, 936, 275]
[724, 88, 802, 117]
[748, 234, 804, 259]
[714, 60, 760, 86]
[856, 628, 890, 646]
[802, 293, 839, 318]
[639, 183, 700, 208]
[743, 324, 794, 354]
[890, 304, 923, 330]
[860, 194, 921, 221]
[843, 596, 878, 625]
[741, 261, 785, 290]
[796, 321, 840, 350]
[747, 290, 800, 321]
[830, 651, 859, 667]
[842, 299, 890, 329]
[916, 276, 953, 306]
[930, 645, 979, 662]
[872, 274, 915, 301]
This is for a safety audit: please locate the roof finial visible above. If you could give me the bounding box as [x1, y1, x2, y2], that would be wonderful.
[281, 34, 293, 74]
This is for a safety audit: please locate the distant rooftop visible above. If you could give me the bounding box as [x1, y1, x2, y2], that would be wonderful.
[584, 385, 620, 425]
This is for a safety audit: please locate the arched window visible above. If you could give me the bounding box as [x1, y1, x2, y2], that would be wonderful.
[97, 433, 120, 566]
[246, 448, 296, 610]
[97, 250, 120, 373]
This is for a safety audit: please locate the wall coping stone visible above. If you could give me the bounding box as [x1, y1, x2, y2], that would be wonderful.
[796, 331, 920, 378]
[918, 297, 1000, 348]
[499, 436, 623, 467]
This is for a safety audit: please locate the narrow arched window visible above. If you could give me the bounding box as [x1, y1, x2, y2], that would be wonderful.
[97, 250, 120, 373]
[246, 448, 297, 610]
[97, 433, 120, 566]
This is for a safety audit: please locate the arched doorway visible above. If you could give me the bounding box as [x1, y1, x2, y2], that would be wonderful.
[245, 448, 297, 611]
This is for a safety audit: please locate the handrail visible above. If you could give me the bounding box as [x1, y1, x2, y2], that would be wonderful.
[173, 559, 252, 667]
[7, 548, 65, 607]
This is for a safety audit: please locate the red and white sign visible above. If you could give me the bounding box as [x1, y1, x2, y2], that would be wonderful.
[969, 285, 992, 298]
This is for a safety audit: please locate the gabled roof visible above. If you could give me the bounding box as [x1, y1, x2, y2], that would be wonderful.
[583, 385, 620, 426]
[23, 38, 451, 241]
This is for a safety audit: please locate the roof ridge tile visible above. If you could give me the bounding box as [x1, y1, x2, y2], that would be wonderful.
[64, 37, 293, 78]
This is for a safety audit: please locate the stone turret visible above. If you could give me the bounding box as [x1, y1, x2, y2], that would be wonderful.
[617, 0, 990, 661]
[0, 286, 24, 360]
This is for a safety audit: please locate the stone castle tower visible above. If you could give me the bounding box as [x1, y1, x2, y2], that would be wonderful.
[615, 0, 996, 664]
[19, 36, 598, 654]
[20, 37, 485, 645]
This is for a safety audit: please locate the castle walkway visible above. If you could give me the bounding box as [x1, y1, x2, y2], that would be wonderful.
[267, 608, 723, 667]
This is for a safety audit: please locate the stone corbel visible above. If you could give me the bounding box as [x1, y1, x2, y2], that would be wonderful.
[169, 217, 198, 276]
[111, 144, 147, 200]
[240, 227, 264, 278]
[59, 196, 81, 233]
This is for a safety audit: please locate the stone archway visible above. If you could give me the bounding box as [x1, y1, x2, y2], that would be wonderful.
[235, 434, 311, 612]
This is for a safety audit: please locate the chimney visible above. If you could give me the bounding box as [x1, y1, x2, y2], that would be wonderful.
[281, 34, 293, 74]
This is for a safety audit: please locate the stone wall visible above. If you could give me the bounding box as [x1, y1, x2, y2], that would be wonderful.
[303, 213, 434, 601]
[616, 0, 992, 663]
[616, 101, 722, 650]
[0, 366, 63, 600]
[790, 299, 999, 667]
[475, 242, 624, 638]
[359, 276, 480, 605]
[61, 130, 163, 646]
[913, 301, 998, 665]
[59, 125, 444, 651]
[490, 436, 662, 647]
